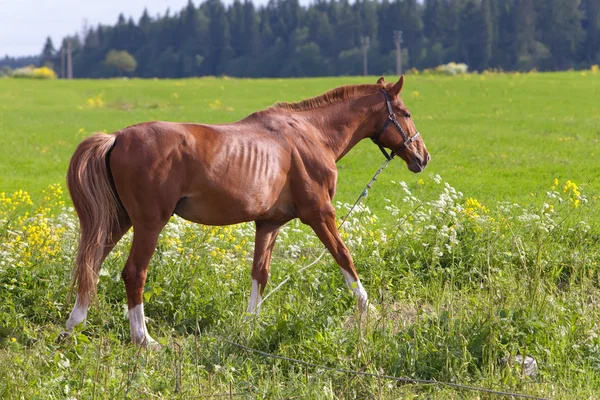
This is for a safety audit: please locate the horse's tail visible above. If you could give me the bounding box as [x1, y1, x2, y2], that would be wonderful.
[67, 133, 120, 309]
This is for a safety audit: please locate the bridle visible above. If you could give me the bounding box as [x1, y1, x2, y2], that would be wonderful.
[371, 89, 421, 161]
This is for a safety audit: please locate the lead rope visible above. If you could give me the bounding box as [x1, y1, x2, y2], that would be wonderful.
[258, 158, 392, 307]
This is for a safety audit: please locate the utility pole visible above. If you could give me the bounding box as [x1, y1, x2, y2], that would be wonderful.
[393, 30, 403, 76]
[67, 40, 73, 79]
[360, 36, 370, 76]
[61, 47, 66, 79]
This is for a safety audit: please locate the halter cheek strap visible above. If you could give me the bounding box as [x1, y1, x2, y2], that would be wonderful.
[371, 89, 421, 161]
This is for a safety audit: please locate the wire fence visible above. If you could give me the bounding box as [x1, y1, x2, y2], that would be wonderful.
[222, 338, 550, 400]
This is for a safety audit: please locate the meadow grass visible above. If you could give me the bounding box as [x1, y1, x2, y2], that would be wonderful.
[1, 72, 600, 399]
[1, 72, 599, 205]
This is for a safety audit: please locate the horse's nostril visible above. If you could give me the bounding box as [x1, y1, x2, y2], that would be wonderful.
[426, 154, 431, 163]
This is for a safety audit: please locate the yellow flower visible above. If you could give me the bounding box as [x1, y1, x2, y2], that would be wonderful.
[86, 93, 105, 109]
[463, 197, 488, 220]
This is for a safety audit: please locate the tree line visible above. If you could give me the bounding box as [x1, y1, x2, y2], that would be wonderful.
[26, 0, 600, 78]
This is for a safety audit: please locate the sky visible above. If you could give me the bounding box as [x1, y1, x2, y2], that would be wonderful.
[0, 0, 201, 57]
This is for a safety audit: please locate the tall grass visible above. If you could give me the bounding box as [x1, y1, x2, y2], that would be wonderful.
[1, 173, 599, 398]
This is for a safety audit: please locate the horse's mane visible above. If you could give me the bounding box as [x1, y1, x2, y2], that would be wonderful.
[272, 84, 383, 111]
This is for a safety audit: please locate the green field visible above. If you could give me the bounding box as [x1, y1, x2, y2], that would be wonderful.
[1, 73, 600, 399]
[1, 72, 599, 204]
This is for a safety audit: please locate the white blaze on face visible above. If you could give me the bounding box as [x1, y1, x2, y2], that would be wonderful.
[341, 269, 369, 313]
[246, 279, 262, 314]
[66, 295, 88, 332]
[128, 303, 158, 347]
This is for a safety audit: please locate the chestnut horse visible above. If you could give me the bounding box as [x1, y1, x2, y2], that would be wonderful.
[64, 76, 429, 347]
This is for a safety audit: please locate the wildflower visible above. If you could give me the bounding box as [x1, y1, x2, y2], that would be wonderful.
[86, 93, 105, 108]
[563, 180, 580, 196]
[563, 180, 582, 207]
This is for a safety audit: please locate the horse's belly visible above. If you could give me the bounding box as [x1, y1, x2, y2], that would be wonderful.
[173, 182, 291, 225]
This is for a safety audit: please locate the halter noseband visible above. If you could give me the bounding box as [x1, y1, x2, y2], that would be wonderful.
[371, 89, 421, 161]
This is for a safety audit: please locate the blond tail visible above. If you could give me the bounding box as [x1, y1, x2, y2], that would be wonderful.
[67, 133, 120, 309]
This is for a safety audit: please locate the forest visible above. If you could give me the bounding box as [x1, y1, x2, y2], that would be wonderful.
[5, 0, 600, 78]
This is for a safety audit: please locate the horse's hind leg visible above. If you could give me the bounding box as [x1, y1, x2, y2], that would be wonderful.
[247, 221, 282, 314]
[66, 213, 132, 332]
[121, 223, 166, 348]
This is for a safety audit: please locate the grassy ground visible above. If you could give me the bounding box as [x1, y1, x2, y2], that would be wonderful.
[1, 72, 600, 399]
[1, 72, 599, 204]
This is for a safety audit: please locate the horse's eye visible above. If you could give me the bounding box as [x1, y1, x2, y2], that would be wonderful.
[406, 113, 412, 119]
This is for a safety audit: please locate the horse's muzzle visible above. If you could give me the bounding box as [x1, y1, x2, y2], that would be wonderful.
[408, 153, 430, 173]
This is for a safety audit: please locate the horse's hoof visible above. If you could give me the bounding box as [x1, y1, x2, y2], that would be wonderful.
[359, 303, 379, 321]
[146, 340, 162, 351]
[137, 337, 162, 351]
[56, 331, 71, 344]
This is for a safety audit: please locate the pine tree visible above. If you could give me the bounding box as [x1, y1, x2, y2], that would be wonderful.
[227, 0, 241, 57]
[241, 1, 260, 56]
[139, 8, 151, 30]
[205, 0, 231, 75]
[459, 0, 486, 70]
[537, 0, 585, 69]
[581, 0, 600, 63]
[513, 0, 538, 70]
[399, 0, 425, 69]
[40, 36, 56, 68]
[307, 9, 334, 56]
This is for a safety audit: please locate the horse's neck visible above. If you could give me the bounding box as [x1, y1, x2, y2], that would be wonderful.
[304, 102, 371, 161]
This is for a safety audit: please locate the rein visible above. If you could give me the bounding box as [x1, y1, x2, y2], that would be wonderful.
[371, 89, 421, 161]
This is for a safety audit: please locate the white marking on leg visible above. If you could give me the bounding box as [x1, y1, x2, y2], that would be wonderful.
[128, 303, 159, 348]
[341, 269, 369, 313]
[66, 295, 88, 332]
[246, 279, 262, 314]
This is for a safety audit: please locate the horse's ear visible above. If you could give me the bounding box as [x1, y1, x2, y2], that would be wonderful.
[390, 75, 405, 96]
[377, 76, 386, 85]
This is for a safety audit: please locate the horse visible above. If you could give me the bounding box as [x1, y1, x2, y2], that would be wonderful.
[64, 76, 430, 347]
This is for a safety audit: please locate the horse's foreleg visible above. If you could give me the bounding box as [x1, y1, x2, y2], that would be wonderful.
[247, 221, 281, 314]
[307, 207, 369, 313]
[121, 226, 163, 348]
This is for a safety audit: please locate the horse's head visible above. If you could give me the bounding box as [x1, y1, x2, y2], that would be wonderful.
[370, 76, 430, 173]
